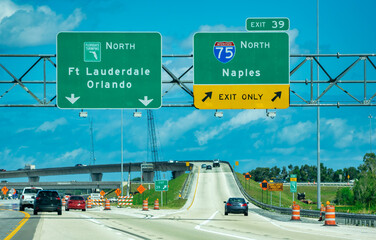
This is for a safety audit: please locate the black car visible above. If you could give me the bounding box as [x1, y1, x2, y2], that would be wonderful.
[206, 165, 212, 170]
[33, 190, 62, 215]
[224, 197, 249, 216]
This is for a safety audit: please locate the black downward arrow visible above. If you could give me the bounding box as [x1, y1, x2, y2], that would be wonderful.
[202, 92, 212, 102]
[271, 91, 282, 102]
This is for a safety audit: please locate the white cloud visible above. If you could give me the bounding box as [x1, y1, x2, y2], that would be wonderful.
[323, 118, 355, 148]
[278, 121, 315, 145]
[55, 148, 84, 162]
[36, 118, 67, 132]
[0, 1, 84, 47]
[195, 110, 265, 145]
[181, 24, 244, 49]
[271, 147, 296, 155]
[176, 147, 207, 152]
[159, 111, 208, 145]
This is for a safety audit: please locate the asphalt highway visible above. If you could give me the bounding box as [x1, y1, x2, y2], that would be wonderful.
[1, 163, 376, 240]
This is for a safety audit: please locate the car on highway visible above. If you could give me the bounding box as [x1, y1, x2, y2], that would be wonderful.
[201, 164, 207, 169]
[0, 169, 6, 171]
[75, 164, 87, 167]
[33, 190, 62, 215]
[206, 165, 212, 170]
[19, 187, 43, 211]
[224, 197, 249, 216]
[66, 195, 86, 211]
[213, 159, 220, 167]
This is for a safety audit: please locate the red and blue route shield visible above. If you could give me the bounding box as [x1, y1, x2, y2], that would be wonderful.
[213, 41, 236, 63]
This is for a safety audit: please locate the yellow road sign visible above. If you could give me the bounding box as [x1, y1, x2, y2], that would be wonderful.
[194, 84, 289, 109]
[268, 183, 283, 191]
[290, 178, 297, 182]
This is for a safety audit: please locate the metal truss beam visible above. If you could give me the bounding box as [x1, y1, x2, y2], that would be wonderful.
[0, 53, 375, 108]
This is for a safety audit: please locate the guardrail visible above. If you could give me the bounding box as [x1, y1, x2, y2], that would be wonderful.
[224, 161, 376, 228]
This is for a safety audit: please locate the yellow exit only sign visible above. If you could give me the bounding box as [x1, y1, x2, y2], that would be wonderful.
[194, 84, 289, 109]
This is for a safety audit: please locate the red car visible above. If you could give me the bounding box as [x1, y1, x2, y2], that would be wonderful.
[66, 195, 86, 211]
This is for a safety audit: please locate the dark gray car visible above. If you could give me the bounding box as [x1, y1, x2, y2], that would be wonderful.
[33, 190, 62, 215]
[224, 197, 248, 216]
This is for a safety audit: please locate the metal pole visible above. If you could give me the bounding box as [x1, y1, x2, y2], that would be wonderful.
[369, 114, 373, 153]
[316, 0, 321, 210]
[121, 109, 124, 197]
[279, 192, 281, 207]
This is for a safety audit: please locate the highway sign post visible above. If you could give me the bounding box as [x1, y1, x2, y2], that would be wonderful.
[155, 180, 168, 207]
[193, 32, 289, 109]
[246, 18, 290, 31]
[290, 174, 297, 201]
[57, 32, 162, 109]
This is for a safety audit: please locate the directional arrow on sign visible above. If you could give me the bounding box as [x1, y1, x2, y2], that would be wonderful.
[66, 94, 80, 104]
[139, 96, 154, 106]
[202, 92, 212, 102]
[271, 91, 282, 102]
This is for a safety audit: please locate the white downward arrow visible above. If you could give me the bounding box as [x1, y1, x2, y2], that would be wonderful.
[65, 94, 80, 104]
[139, 96, 153, 106]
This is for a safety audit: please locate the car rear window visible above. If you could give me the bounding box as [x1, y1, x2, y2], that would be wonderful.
[24, 189, 41, 194]
[229, 198, 245, 203]
[70, 196, 84, 200]
[38, 191, 59, 198]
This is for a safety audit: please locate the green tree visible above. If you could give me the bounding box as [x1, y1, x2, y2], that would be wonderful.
[353, 153, 376, 207]
[335, 187, 354, 205]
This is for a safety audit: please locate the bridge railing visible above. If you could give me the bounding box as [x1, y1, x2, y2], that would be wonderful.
[225, 161, 376, 228]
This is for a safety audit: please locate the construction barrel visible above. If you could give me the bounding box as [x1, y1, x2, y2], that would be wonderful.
[291, 201, 301, 221]
[104, 198, 111, 210]
[87, 197, 92, 209]
[142, 199, 149, 211]
[154, 199, 160, 210]
[324, 201, 337, 226]
[319, 204, 325, 221]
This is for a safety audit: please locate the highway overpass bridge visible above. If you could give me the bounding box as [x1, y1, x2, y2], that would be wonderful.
[0, 161, 191, 183]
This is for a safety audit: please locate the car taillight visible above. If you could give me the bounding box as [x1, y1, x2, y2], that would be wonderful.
[241, 203, 247, 207]
[36, 197, 40, 200]
[22, 195, 24, 199]
[56, 197, 61, 200]
[226, 203, 232, 206]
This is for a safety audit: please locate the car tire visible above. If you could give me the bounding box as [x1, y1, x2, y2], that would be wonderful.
[225, 211, 228, 215]
[20, 205, 24, 211]
[244, 212, 248, 216]
[58, 210, 62, 215]
[66, 208, 69, 211]
[82, 209, 86, 211]
[33, 210, 38, 215]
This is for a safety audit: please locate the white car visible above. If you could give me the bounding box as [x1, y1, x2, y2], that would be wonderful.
[19, 187, 43, 211]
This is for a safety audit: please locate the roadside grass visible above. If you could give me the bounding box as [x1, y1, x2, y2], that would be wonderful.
[236, 172, 348, 211]
[104, 173, 188, 209]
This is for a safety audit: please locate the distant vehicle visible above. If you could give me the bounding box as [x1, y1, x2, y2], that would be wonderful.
[1, 180, 7, 183]
[201, 164, 207, 169]
[224, 197, 249, 216]
[75, 164, 87, 167]
[33, 190, 62, 215]
[273, 179, 285, 183]
[19, 187, 43, 211]
[213, 159, 220, 167]
[168, 160, 174, 163]
[206, 165, 212, 170]
[66, 195, 86, 211]
[0, 169, 6, 171]
[24, 164, 35, 170]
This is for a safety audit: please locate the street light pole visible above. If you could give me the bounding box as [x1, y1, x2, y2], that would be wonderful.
[316, 0, 321, 210]
[369, 114, 373, 153]
[121, 109, 124, 197]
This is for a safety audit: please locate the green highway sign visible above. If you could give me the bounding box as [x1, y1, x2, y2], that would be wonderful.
[193, 32, 289, 109]
[155, 180, 168, 192]
[246, 18, 290, 31]
[290, 174, 297, 193]
[57, 32, 162, 109]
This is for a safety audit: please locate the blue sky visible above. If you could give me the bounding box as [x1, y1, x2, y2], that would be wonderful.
[0, 0, 375, 182]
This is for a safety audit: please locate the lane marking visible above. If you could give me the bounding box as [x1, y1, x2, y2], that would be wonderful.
[195, 211, 255, 240]
[187, 167, 200, 210]
[4, 210, 30, 240]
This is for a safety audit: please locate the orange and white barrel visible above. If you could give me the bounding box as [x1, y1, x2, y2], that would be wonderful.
[319, 204, 326, 221]
[154, 199, 160, 210]
[87, 198, 92, 209]
[62, 198, 66, 207]
[324, 205, 337, 226]
[291, 203, 301, 221]
[104, 199, 111, 210]
[142, 200, 148, 211]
